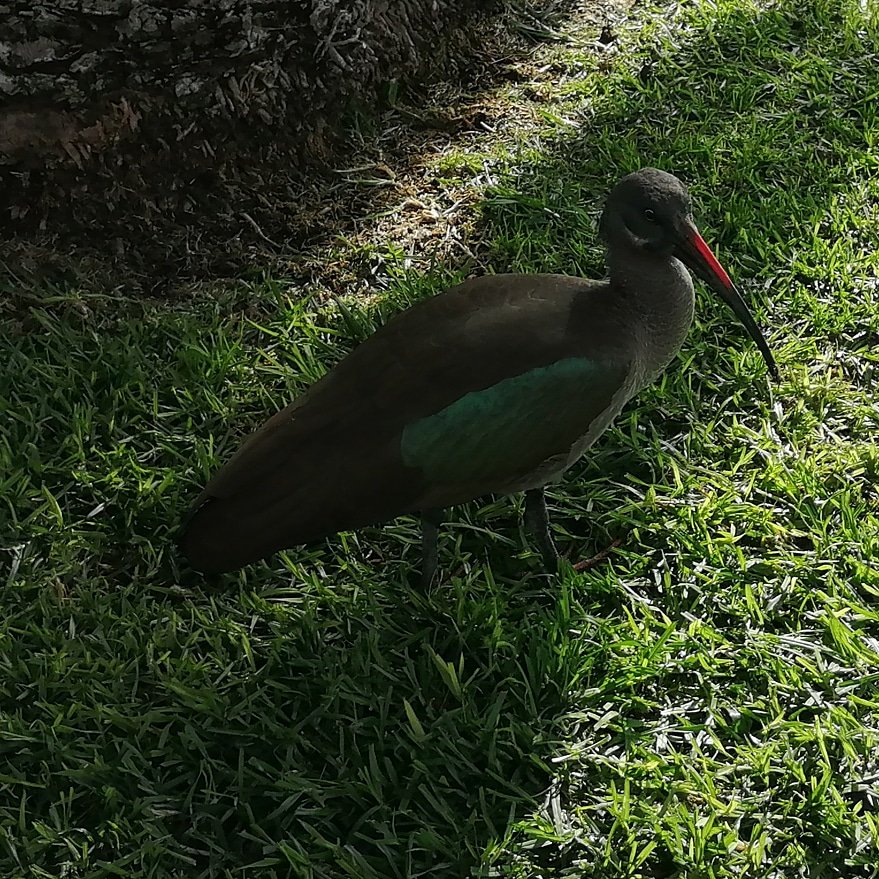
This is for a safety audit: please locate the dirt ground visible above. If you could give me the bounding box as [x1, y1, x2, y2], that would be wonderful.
[0, 0, 632, 304]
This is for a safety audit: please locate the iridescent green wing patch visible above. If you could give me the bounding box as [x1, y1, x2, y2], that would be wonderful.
[400, 357, 628, 484]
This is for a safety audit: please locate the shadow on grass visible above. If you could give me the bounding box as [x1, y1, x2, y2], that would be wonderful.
[0, 292, 592, 879]
[2, 0, 878, 876]
[0, 2, 573, 300]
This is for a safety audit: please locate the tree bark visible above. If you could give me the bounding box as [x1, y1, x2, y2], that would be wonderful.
[0, 0, 507, 287]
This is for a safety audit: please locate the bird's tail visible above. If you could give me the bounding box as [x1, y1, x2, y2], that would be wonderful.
[179, 492, 335, 574]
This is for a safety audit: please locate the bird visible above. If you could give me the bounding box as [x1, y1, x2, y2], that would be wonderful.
[181, 168, 778, 585]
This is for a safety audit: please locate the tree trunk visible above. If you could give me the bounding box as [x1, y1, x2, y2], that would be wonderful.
[0, 0, 509, 289]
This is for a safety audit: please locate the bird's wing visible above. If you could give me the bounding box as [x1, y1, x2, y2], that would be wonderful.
[399, 353, 630, 502]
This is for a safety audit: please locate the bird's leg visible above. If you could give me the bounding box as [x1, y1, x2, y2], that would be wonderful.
[420, 508, 443, 588]
[524, 487, 559, 572]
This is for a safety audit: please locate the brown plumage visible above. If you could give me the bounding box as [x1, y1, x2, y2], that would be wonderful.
[181, 169, 777, 580]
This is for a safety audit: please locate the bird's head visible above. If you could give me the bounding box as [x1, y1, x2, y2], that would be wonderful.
[601, 167, 779, 380]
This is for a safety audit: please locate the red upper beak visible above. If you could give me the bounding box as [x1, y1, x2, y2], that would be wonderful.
[675, 223, 779, 381]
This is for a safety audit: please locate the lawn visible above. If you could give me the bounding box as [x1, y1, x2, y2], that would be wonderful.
[2, 0, 879, 876]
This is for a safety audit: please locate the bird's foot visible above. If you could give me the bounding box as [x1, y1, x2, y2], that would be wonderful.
[524, 487, 562, 574]
[420, 563, 438, 590]
[536, 534, 560, 574]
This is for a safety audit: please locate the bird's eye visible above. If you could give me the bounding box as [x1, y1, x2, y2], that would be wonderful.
[644, 209, 658, 223]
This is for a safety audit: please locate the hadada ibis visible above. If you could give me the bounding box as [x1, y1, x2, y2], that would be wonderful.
[181, 168, 778, 584]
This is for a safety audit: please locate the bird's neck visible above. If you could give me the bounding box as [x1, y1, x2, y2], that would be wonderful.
[607, 252, 696, 379]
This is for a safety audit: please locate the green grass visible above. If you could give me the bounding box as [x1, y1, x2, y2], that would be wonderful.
[3, 0, 879, 875]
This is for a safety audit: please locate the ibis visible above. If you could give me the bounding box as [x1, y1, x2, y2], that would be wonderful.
[181, 168, 778, 583]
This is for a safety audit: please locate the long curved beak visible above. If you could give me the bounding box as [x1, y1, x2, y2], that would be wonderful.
[675, 222, 779, 381]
